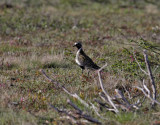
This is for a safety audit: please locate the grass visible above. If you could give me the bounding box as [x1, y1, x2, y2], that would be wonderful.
[0, 0, 160, 124]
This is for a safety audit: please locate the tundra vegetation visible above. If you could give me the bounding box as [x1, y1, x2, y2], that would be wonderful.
[0, 0, 160, 124]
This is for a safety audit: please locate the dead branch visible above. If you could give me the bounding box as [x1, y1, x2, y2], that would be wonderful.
[143, 50, 156, 105]
[122, 84, 132, 99]
[49, 104, 81, 124]
[114, 89, 137, 110]
[133, 49, 157, 106]
[134, 86, 160, 105]
[99, 91, 129, 111]
[98, 63, 119, 113]
[133, 96, 146, 108]
[99, 92, 112, 106]
[98, 64, 141, 111]
[89, 102, 107, 120]
[49, 104, 76, 119]
[153, 65, 159, 74]
[115, 89, 130, 106]
[94, 99, 110, 109]
[67, 99, 101, 124]
[90, 102, 101, 117]
[41, 69, 89, 108]
[142, 79, 151, 96]
[67, 99, 82, 113]
[96, 98, 132, 114]
[42, 69, 102, 123]
[133, 51, 148, 75]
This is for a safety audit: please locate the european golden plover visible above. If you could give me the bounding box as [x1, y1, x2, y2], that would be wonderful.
[73, 42, 100, 74]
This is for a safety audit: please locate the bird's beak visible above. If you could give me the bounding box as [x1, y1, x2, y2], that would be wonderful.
[73, 45, 76, 47]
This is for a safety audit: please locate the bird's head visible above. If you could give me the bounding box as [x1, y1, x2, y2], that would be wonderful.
[73, 42, 82, 49]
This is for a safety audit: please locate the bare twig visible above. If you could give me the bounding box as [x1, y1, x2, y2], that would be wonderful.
[99, 92, 113, 106]
[67, 99, 101, 125]
[90, 102, 103, 118]
[133, 96, 146, 107]
[142, 79, 150, 96]
[95, 99, 119, 112]
[67, 99, 82, 113]
[115, 89, 130, 106]
[153, 65, 159, 74]
[115, 89, 140, 110]
[133, 51, 148, 75]
[41, 69, 89, 108]
[134, 86, 160, 105]
[50, 101, 101, 124]
[122, 84, 132, 99]
[49, 104, 76, 119]
[133, 50, 157, 106]
[42, 69, 104, 123]
[99, 92, 124, 110]
[143, 50, 156, 105]
[98, 63, 119, 113]
[94, 99, 110, 109]
[42, 69, 104, 121]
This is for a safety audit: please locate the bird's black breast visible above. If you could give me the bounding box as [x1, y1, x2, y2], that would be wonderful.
[80, 66, 85, 69]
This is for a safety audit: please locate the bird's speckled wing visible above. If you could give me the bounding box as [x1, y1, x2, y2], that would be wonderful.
[83, 55, 100, 70]
[77, 49, 100, 70]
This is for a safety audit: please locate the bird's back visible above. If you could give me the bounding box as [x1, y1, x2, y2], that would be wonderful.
[80, 50, 100, 70]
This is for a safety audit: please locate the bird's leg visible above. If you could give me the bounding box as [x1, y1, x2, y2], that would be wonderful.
[80, 66, 85, 75]
[87, 70, 90, 77]
[82, 69, 84, 74]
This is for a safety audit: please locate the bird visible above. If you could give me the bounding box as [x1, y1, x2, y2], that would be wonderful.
[73, 42, 100, 74]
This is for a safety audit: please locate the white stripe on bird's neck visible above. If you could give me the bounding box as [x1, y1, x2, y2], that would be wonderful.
[75, 48, 82, 66]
